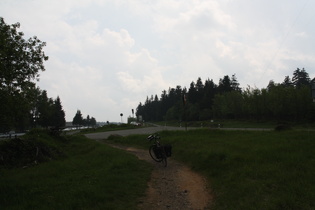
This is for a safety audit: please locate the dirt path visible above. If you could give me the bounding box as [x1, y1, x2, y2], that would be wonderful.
[102, 142, 213, 210]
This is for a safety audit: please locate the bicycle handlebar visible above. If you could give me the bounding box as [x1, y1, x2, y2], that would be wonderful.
[147, 134, 160, 141]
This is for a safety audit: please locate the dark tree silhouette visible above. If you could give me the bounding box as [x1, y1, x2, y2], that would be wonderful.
[52, 96, 65, 128]
[292, 68, 310, 88]
[137, 70, 315, 123]
[0, 17, 48, 132]
[73, 110, 83, 126]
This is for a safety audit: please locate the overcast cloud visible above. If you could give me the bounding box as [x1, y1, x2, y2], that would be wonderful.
[1, 0, 314, 122]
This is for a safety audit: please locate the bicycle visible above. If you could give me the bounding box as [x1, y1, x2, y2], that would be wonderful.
[147, 134, 172, 167]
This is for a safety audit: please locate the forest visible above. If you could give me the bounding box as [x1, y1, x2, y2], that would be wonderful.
[136, 68, 315, 123]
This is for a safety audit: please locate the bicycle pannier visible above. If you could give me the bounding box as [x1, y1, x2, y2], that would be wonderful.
[153, 146, 162, 159]
[164, 144, 172, 157]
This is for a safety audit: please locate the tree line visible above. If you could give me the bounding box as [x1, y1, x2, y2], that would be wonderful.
[72, 110, 97, 127]
[0, 17, 65, 132]
[136, 68, 315, 123]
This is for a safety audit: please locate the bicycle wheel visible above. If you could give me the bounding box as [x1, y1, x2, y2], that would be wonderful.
[149, 145, 163, 162]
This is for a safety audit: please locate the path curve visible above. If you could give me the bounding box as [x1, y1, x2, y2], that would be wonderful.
[103, 142, 212, 210]
[86, 126, 212, 209]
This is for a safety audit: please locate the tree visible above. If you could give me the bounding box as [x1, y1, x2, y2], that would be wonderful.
[218, 75, 232, 93]
[36, 90, 54, 128]
[267, 80, 277, 90]
[136, 102, 144, 120]
[201, 79, 216, 110]
[282, 76, 293, 87]
[136, 68, 315, 123]
[52, 96, 65, 128]
[196, 77, 204, 92]
[85, 115, 90, 126]
[292, 68, 310, 88]
[0, 17, 48, 92]
[0, 17, 48, 131]
[231, 74, 241, 92]
[188, 81, 197, 104]
[195, 77, 204, 103]
[90, 117, 96, 126]
[73, 110, 83, 126]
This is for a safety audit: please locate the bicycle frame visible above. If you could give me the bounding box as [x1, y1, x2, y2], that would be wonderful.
[147, 134, 167, 167]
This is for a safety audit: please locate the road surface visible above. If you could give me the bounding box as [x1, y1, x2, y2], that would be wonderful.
[85, 125, 194, 140]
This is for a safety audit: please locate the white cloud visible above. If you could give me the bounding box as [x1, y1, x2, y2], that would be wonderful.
[36, 16, 168, 121]
[1, 0, 315, 122]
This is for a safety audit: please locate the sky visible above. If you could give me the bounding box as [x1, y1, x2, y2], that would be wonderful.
[1, 0, 315, 122]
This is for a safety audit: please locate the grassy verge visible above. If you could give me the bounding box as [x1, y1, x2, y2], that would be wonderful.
[154, 120, 315, 129]
[107, 129, 315, 210]
[0, 132, 152, 210]
[154, 120, 277, 128]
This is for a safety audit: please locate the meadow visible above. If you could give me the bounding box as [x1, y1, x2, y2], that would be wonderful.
[1, 127, 315, 209]
[0, 131, 151, 210]
[108, 129, 315, 210]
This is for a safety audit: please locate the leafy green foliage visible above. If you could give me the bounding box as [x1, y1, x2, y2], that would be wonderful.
[32, 90, 66, 129]
[0, 17, 49, 131]
[0, 18, 48, 91]
[292, 67, 310, 88]
[0, 132, 152, 209]
[137, 69, 315, 123]
[0, 18, 65, 132]
[0, 129, 65, 168]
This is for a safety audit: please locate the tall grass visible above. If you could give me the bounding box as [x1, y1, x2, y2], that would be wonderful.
[0, 134, 152, 210]
[108, 129, 315, 210]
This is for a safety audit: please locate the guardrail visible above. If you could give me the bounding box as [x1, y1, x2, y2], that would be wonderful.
[0, 133, 25, 139]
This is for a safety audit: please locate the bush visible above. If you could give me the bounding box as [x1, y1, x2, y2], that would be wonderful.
[0, 129, 64, 168]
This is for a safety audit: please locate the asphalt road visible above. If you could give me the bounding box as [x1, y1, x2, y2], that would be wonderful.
[85, 126, 194, 140]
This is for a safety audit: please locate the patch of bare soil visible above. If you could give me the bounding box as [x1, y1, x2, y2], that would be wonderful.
[105, 142, 213, 209]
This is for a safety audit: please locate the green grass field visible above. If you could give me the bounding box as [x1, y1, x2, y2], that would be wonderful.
[0, 132, 152, 210]
[2, 128, 315, 209]
[107, 129, 315, 210]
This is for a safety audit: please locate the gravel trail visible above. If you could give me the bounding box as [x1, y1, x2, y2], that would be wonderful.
[86, 126, 212, 209]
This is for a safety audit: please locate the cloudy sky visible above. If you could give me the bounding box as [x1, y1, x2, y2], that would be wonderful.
[1, 0, 314, 122]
